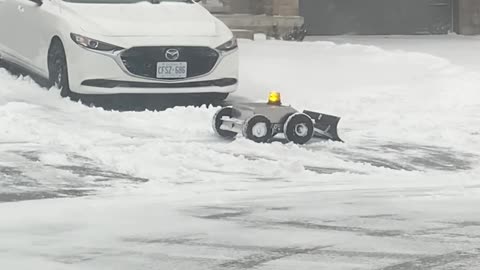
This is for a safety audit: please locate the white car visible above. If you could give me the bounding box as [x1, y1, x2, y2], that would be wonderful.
[0, 0, 238, 102]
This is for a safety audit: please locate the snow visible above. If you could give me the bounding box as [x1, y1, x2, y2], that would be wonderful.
[1, 36, 480, 269]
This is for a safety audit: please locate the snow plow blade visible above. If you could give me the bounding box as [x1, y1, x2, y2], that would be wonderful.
[303, 110, 343, 142]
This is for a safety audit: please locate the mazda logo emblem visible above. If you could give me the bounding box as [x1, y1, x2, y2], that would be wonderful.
[165, 48, 180, 61]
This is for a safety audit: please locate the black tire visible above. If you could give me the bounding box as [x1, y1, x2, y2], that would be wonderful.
[210, 93, 229, 107]
[201, 93, 229, 107]
[284, 113, 314, 145]
[242, 115, 272, 143]
[48, 40, 73, 98]
[212, 93, 229, 102]
[212, 106, 237, 138]
[0, 57, 10, 70]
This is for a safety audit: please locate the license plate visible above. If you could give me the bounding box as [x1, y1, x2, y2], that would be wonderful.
[156, 62, 187, 79]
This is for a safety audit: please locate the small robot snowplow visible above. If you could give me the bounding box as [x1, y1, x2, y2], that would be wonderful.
[212, 92, 343, 144]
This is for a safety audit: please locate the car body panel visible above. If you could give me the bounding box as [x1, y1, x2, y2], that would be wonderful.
[0, 0, 238, 95]
[65, 41, 238, 94]
[61, 2, 219, 37]
[13, 0, 62, 76]
[0, 0, 15, 56]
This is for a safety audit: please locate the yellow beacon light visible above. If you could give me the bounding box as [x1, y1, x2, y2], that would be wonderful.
[268, 91, 282, 105]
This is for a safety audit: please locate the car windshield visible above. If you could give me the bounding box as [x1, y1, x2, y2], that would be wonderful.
[62, 0, 192, 3]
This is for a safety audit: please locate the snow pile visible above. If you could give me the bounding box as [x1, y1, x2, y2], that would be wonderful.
[1, 37, 480, 270]
[240, 40, 480, 150]
[0, 40, 479, 191]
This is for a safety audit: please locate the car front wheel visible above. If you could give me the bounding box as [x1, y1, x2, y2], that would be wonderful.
[48, 40, 73, 99]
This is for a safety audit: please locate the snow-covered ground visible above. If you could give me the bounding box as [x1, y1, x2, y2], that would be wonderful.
[1, 36, 480, 269]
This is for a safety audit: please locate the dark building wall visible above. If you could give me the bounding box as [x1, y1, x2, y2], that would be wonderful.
[298, 0, 480, 35]
[212, 0, 480, 35]
[458, 0, 480, 34]
[300, 0, 453, 35]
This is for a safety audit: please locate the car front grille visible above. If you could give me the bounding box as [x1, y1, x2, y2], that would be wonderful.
[120, 46, 219, 80]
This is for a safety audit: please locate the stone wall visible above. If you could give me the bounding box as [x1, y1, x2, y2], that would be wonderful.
[216, 14, 304, 36]
[271, 0, 299, 16]
[223, 0, 251, 14]
[204, 0, 299, 16]
[458, 0, 480, 34]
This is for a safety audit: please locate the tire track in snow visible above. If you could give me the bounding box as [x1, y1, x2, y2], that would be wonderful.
[0, 143, 149, 202]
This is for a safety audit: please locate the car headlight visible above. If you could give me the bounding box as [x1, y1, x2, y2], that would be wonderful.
[216, 37, 238, 52]
[70, 33, 123, 51]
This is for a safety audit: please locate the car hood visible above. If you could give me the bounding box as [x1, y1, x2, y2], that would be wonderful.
[61, 2, 219, 37]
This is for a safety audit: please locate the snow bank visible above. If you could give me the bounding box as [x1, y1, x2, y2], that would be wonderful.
[1, 38, 480, 269]
[0, 40, 479, 192]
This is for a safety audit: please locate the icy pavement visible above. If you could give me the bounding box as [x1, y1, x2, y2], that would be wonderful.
[1, 37, 480, 269]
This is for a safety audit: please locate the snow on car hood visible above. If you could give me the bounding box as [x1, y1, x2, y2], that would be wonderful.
[61, 2, 219, 37]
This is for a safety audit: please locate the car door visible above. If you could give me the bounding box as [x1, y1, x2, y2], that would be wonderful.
[0, 0, 19, 57]
[12, 0, 53, 75]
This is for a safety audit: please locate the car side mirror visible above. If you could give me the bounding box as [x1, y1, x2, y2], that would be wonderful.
[30, 0, 43, 6]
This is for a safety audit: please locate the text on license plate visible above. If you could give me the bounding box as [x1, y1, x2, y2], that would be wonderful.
[156, 62, 187, 79]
